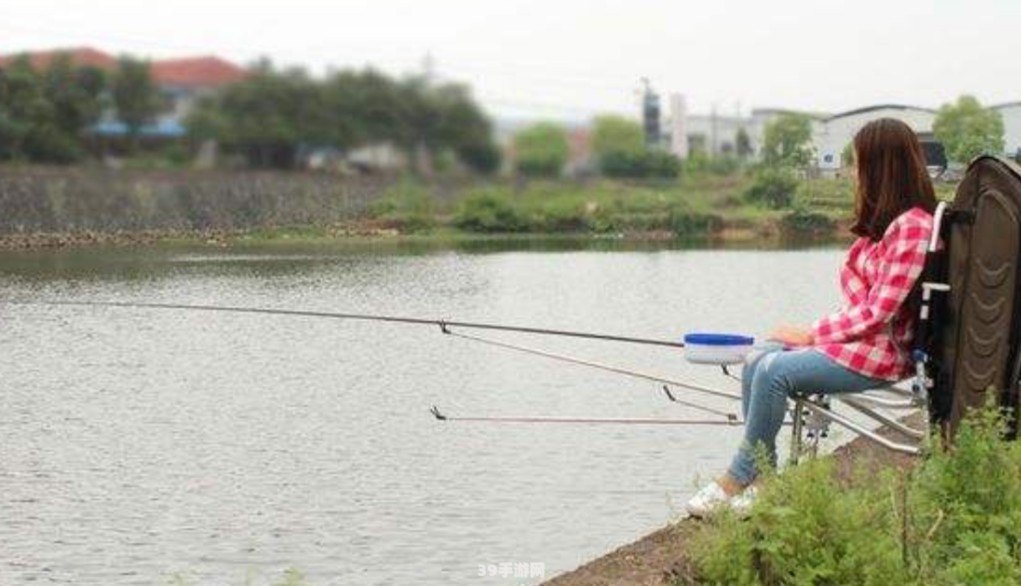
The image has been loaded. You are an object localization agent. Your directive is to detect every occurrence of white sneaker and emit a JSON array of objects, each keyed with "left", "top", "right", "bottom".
[
  {"left": 685, "top": 480, "right": 732, "bottom": 518},
  {"left": 729, "top": 485, "right": 759, "bottom": 517}
]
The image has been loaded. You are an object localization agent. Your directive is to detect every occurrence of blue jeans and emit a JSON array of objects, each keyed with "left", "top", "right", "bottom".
[{"left": 728, "top": 346, "right": 885, "bottom": 485}]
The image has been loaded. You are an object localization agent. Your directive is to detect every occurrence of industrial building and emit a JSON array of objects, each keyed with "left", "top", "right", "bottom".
[
  {"left": 814, "top": 105, "right": 936, "bottom": 171},
  {"left": 993, "top": 102, "right": 1021, "bottom": 160},
  {"left": 665, "top": 93, "right": 1021, "bottom": 169}
]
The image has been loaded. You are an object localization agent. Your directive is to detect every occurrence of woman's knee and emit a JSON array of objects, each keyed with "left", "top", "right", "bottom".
[
  {"left": 754, "top": 353, "right": 798, "bottom": 399},
  {"left": 741, "top": 358, "right": 757, "bottom": 381},
  {"left": 743, "top": 348, "right": 780, "bottom": 380}
]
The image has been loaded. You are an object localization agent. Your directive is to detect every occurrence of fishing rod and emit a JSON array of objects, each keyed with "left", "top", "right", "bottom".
[
  {"left": 429, "top": 406, "right": 742, "bottom": 426},
  {"left": 7, "top": 300, "right": 687, "bottom": 350},
  {"left": 11, "top": 298, "right": 749, "bottom": 425},
  {"left": 6, "top": 300, "right": 927, "bottom": 448}
]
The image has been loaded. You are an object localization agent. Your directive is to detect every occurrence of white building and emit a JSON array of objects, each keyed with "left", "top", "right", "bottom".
[
  {"left": 684, "top": 113, "right": 752, "bottom": 156},
  {"left": 668, "top": 93, "right": 689, "bottom": 160},
  {"left": 663, "top": 94, "right": 1021, "bottom": 168},
  {"left": 664, "top": 97, "right": 826, "bottom": 160},
  {"left": 992, "top": 102, "right": 1021, "bottom": 160},
  {"left": 813, "top": 105, "right": 936, "bottom": 171}
]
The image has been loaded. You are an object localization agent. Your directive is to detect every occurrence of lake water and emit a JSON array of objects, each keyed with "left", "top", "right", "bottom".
[{"left": 0, "top": 240, "right": 847, "bottom": 585}]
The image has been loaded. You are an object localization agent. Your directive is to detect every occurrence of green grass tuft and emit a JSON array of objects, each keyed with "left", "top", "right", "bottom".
[{"left": 685, "top": 400, "right": 1021, "bottom": 585}]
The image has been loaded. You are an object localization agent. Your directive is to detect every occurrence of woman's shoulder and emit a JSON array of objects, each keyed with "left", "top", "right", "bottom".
[{"left": 883, "top": 206, "right": 934, "bottom": 240}]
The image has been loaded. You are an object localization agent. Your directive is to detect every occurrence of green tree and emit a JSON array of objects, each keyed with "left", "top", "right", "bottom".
[
  {"left": 393, "top": 78, "right": 498, "bottom": 174},
  {"left": 112, "top": 56, "right": 159, "bottom": 148},
  {"left": 0, "top": 57, "right": 47, "bottom": 160},
  {"left": 933, "top": 95, "right": 1005, "bottom": 164},
  {"left": 841, "top": 142, "right": 855, "bottom": 167},
  {"left": 188, "top": 62, "right": 324, "bottom": 168},
  {"left": 591, "top": 115, "right": 644, "bottom": 158},
  {"left": 591, "top": 115, "right": 649, "bottom": 177},
  {"left": 762, "top": 113, "right": 814, "bottom": 167},
  {"left": 41, "top": 54, "right": 107, "bottom": 142},
  {"left": 188, "top": 62, "right": 497, "bottom": 172},
  {"left": 735, "top": 127, "right": 753, "bottom": 159},
  {"left": 513, "top": 122, "right": 568, "bottom": 177},
  {"left": 427, "top": 82, "right": 499, "bottom": 174},
  {"left": 323, "top": 68, "right": 403, "bottom": 149},
  {"left": 0, "top": 56, "right": 78, "bottom": 163},
  {"left": 457, "top": 141, "right": 501, "bottom": 174}
]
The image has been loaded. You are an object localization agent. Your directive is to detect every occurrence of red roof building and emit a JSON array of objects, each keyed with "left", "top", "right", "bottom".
[
  {"left": 0, "top": 46, "right": 117, "bottom": 71},
  {"left": 0, "top": 47, "right": 248, "bottom": 140},
  {"left": 0, "top": 48, "right": 247, "bottom": 89},
  {"left": 151, "top": 56, "right": 248, "bottom": 89}
]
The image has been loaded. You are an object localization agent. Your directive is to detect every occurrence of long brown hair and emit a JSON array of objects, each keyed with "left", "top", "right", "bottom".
[{"left": 851, "top": 118, "right": 937, "bottom": 240}]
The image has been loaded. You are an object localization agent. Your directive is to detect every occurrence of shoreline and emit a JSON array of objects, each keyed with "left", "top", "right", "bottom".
[
  {"left": 0, "top": 166, "right": 867, "bottom": 252},
  {"left": 542, "top": 419, "right": 920, "bottom": 586},
  {"left": 0, "top": 218, "right": 851, "bottom": 253}
]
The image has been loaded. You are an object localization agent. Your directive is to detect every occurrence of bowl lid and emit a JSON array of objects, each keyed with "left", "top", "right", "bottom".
[{"left": 683, "top": 332, "right": 755, "bottom": 346}]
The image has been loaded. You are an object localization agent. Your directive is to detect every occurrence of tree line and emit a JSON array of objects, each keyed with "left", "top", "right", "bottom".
[
  {"left": 186, "top": 60, "right": 500, "bottom": 172},
  {"left": 2, "top": 49, "right": 1005, "bottom": 179},
  {"left": 0, "top": 54, "right": 159, "bottom": 163},
  {"left": 0, "top": 53, "right": 501, "bottom": 172},
  {"left": 512, "top": 115, "right": 681, "bottom": 179}
]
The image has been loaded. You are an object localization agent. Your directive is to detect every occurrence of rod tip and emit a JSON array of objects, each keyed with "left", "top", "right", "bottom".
[
  {"left": 430, "top": 405, "right": 447, "bottom": 421},
  {"left": 662, "top": 385, "right": 677, "bottom": 402}
]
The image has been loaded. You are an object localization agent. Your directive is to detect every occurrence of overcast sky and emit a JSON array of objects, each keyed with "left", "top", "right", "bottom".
[{"left": 2, "top": 0, "right": 1019, "bottom": 121}]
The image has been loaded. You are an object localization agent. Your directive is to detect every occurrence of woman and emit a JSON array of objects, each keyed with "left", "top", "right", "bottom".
[{"left": 686, "top": 118, "right": 938, "bottom": 517}]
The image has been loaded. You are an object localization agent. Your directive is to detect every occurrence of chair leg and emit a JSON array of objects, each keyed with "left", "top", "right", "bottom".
[
  {"left": 790, "top": 395, "right": 831, "bottom": 465},
  {"left": 790, "top": 397, "right": 805, "bottom": 466}
]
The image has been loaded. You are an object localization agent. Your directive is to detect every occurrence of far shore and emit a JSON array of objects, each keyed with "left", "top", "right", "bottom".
[
  {"left": 0, "top": 165, "right": 879, "bottom": 253},
  {"left": 0, "top": 218, "right": 854, "bottom": 253}
]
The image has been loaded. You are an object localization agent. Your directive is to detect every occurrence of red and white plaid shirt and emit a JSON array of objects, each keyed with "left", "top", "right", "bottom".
[{"left": 811, "top": 206, "right": 933, "bottom": 381}]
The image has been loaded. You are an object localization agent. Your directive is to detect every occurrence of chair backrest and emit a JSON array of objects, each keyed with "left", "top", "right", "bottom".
[{"left": 921, "top": 156, "right": 1021, "bottom": 436}]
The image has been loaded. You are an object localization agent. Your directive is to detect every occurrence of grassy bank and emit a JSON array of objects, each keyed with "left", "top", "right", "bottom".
[
  {"left": 0, "top": 167, "right": 960, "bottom": 250},
  {"left": 547, "top": 404, "right": 1021, "bottom": 585},
  {"left": 368, "top": 174, "right": 851, "bottom": 241},
  {"left": 247, "top": 173, "right": 958, "bottom": 245}
]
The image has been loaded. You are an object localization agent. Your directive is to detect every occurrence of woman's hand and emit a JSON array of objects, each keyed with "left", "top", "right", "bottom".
[{"left": 768, "top": 325, "right": 814, "bottom": 347}]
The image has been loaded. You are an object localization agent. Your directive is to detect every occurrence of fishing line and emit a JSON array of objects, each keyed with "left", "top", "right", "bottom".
[{"left": 442, "top": 328, "right": 741, "bottom": 404}]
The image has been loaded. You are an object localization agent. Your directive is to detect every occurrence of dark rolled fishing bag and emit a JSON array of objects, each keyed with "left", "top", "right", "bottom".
[{"left": 914, "top": 155, "right": 1021, "bottom": 437}]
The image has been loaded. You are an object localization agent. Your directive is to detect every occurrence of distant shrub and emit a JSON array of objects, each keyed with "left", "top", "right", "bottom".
[
  {"left": 744, "top": 166, "right": 799, "bottom": 209},
  {"left": 453, "top": 189, "right": 528, "bottom": 232},
  {"left": 684, "top": 152, "right": 741, "bottom": 176},
  {"left": 600, "top": 150, "right": 681, "bottom": 179},
  {"left": 668, "top": 207, "right": 723, "bottom": 237},
  {"left": 457, "top": 142, "right": 502, "bottom": 175},
  {"left": 23, "top": 126, "right": 81, "bottom": 164},
  {"left": 368, "top": 180, "right": 436, "bottom": 232},
  {"left": 598, "top": 151, "right": 639, "bottom": 178},
  {"left": 513, "top": 122, "right": 568, "bottom": 177},
  {"left": 592, "top": 115, "right": 645, "bottom": 159},
  {"left": 780, "top": 207, "right": 836, "bottom": 236},
  {"left": 644, "top": 150, "right": 683, "bottom": 179},
  {"left": 530, "top": 198, "right": 592, "bottom": 232}
]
